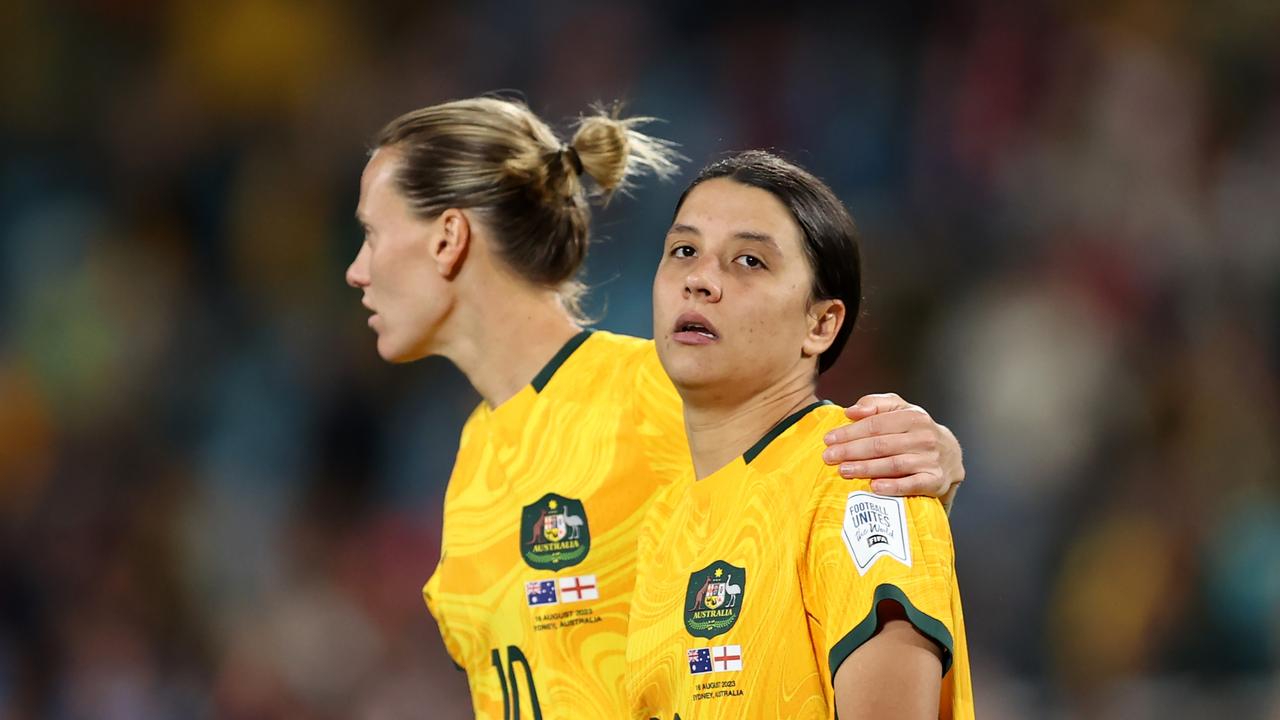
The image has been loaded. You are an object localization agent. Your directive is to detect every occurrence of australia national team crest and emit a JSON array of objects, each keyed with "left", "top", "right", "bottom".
[
  {"left": 520, "top": 493, "right": 591, "bottom": 570},
  {"left": 684, "top": 560, "right": 746, "bottom": 639}
]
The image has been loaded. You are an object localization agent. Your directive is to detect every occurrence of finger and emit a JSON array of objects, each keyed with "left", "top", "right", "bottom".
[
  {"left": 825, "top": 411, "right": 922, "bottom": 446},
  {"left": 827, "top": 412, "right": 936, "bottom": 452},
  {"left": 867, "top": 473, "right": 948, "bottom": 498},
  {"left": 823, "top": 432, "right": 934, "bottom": 464},
  {"left": 836, "top": 454, "right": 927, "bottom": 479},
  {"left": 843, "top": 392, "right": 908, "bottom": 420}
]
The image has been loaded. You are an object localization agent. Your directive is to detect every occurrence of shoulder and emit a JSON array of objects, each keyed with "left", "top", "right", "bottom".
[
  {"left": 768, "top": 404, "right": 943, "bottom": 542},
  {"left": 753, "top": 402, "right": 848, "bottom": 478},
  {"left": 456, "top": 401, "right": 488, "bottom": 446},
  {"left": 806, "top": 403, "right": 849, "bottom": 441},
  {"left": 738, "top": 404, "right": 856, "bottom": 528},
  {"left": 579, "top": 329, "right": 653, "bottom": 362},
  {"left": 577, "top": 331, "right": 665, "bottom": 373},
  {"left": 549, "top": 330, "right": 653, "bottom": 387},
  {"left": 580, "top": 332, "right": 679, "bottom": 421}
]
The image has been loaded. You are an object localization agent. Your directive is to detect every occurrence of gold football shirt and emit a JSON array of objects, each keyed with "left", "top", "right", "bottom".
[
  {"left": 423, "top": 330, "right": 688, "bottom": 719},
  {"left": 626, "top": 402, "right": 974, "bottom": 719}
]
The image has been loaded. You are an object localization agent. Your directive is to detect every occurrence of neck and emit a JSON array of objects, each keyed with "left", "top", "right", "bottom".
[
  {"left": 682, "top": 373, "right": 819, "bottom": 480},
  {"left": 437, "top": 275, "right": 581, "bottom": 408}
]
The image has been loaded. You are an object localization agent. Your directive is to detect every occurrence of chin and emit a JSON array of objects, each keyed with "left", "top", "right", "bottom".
[
  {"left": 658, "top": 346, "right": 727, "bottom": 394},
  {"left": 376, "top": 336, "right": 422, "bottom": 364}
]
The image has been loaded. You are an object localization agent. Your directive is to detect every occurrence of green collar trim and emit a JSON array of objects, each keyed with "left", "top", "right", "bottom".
[
  {"left": 530, "top": 329, "right": 594, "bottom": 393},
  {"left": 742, "top": 399, "right": 834, "bottom": 464}
]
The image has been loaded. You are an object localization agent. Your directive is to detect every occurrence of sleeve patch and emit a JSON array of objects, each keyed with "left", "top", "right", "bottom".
[{"left": 841, "top": 492, "right": 911, "bottom": 575}]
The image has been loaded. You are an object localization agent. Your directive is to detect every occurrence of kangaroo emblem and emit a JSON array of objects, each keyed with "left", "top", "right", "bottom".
[
  {"left": 687, "top": 575, "right": 712, "bottom": 611},
  {"left": 525, "top": 508, "right": 547, "bottom": 546}
]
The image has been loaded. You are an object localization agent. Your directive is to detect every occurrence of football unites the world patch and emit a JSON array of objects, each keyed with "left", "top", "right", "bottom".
[
  {"left": 520, "top": 493, "right": 591, "bottom": 570},
  {"left": 841, "top": 491, "right": 911, "bottom": 575},
  {"left": 683, "top": 560, "right": 746, "bottom": 639},
  {"left": 687, "top": 645, "right": 743, "bottom": 674}
]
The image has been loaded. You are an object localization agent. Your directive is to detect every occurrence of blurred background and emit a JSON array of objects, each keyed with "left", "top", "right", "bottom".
[{"left": 2, "top": 0, "right": 1278, "bottom": 718}]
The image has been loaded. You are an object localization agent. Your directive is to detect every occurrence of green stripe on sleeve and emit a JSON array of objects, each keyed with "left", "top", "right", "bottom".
[{"left": 827, "top": 583, "right": 954, "bottom": 681}]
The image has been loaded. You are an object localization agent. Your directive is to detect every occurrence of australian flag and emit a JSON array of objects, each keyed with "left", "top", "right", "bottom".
[
  {"left": 687, "top": 648, "right": 713, "bottom": 675},
  {"left": 526, "top": 580, "right": 558, "bottom": 607}
]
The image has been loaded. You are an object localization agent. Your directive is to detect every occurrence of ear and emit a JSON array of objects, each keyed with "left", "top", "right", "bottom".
[
  {"left": 802, "top": 298, "right": 846, "bottom": 358},
  {"left": 432, "top": 208, "right": 471, "bottom": 279}
]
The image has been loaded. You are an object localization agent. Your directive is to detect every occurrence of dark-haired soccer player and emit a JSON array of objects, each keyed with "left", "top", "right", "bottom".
[{"left": 627, "top": 151, "right": 973, "bottom": 719}]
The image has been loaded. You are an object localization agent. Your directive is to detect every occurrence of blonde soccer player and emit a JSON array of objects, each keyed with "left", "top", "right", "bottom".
[
  {"left": 627, "top": 150, "right": 974, "bottom": 719},
  {"left": 346, "top": 99, "right": 967, "bottom": 719}
]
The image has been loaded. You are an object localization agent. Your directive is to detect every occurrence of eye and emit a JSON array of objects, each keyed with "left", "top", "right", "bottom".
[
  {"left": 669, "top": 244, "right": 696, "bottom": 258},
  {"left": 734, "top": 254, "right": 765, "bottom": 269}
]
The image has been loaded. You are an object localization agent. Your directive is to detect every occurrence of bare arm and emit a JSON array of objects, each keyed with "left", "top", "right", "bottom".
[{"left": 833, "top": 601, "right": 944, "bottom": 720}]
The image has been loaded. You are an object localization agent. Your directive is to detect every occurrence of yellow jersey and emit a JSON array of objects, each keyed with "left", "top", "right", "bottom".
[
  {"left": 626, "top": 402, "right": 973, "bottom": 719},
  {"left": 423, "top": 330, "right": 688, "bottom": 719}
]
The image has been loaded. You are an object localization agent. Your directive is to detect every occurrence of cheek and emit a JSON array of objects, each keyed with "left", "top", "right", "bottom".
[
  {"left": 382, "top": 274, "right": 449, "bottom": 361},
  {"left": 373, "top": 250, "right": 444, "bottom": 332},
  {"left": 371, "top": 242, "right": 422, "bottom": 300},
  {"left": 651, "top": 267, "right": 680, "bottom": 328},
  {"left": 367, "top": 246, "right": 394, "bottom": 289},
  {"left": 737, "top": 284, "right": 808, "bottom": 347}
]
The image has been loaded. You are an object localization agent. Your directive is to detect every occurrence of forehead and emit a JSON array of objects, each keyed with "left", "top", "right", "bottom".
[
  {"left": 358, "top": 148, "right": 403, "bottom": 212},
  {"left": 675, "top": 178, "right": 802, "bottom": 250}
]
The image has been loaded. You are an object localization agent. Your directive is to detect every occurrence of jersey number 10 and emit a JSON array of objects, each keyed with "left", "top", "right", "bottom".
[{"left": 491, "top": 645, "right": 542, "bottom": 719}]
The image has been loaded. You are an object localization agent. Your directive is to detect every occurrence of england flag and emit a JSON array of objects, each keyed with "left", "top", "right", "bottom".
[
  {"left": 557, "top": 574, "right": 598, "bottom": 603},
  {"left": 712, "top": 645, "right": 743, "bottom": 672},
  {"left": 526, "top": 580, "right": 558, "bottom": 607}
]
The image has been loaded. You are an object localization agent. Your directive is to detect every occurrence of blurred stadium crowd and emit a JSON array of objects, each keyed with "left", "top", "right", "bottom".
[{"left": 1, "top": 1, "right": 1277, "bottom": 718}]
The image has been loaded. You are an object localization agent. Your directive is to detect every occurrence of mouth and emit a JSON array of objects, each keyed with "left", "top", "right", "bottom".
[{"left": 672, "top": 312, "right": 719, "bottom": 345}]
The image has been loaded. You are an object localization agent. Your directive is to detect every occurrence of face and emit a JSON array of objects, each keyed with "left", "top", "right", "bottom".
[
  {"left": 653, "top": 177, "right": 842, "bottom": 403},
  {"left": 347, "top": 148, "right": 454, "bottom": 363}
]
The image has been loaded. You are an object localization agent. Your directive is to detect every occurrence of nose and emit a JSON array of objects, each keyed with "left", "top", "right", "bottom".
[
  {"left": 684, "top": 257, "right": 723, "bottom": 302},
  {"left": 346, "top": 243, "right": 370, "bottom": 289}
]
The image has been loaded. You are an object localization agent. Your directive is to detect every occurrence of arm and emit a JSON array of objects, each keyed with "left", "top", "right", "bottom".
[
  {"left": 833, "top": 603, "right": 943, "bottom": 720},
  {"left": 821, "top": 393, "right": 965, "bottom": 512},
  {"left": 804, "top": 478, "right": 966, "bottom": 720}
]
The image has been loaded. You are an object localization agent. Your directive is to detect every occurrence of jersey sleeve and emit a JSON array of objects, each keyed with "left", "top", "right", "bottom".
[{"left": 802, "top": 479, "right": 959, "bottom": 682}]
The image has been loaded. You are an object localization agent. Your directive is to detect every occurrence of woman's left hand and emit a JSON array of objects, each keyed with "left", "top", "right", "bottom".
[{"left": 821, "top": 393, "right": 964, "bottom": 509}]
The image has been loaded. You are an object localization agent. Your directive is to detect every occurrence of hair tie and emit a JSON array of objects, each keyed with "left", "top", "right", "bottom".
[{"left": 561, "top": 145, "right": 584, "bottom": 176}]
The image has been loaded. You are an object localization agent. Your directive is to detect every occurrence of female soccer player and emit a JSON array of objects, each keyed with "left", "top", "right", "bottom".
[
  {"left": 346, "top": 98, "right": 967, "bottom": 719},
  {"left": 627, "top": 151, "right": 974, "bottom": 719}
]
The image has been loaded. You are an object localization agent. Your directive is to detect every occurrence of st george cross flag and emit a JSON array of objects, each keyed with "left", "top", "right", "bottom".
[
  {"left": 558, "top": 574, "right": 599, "bottom": 602},
  {"left": 711, "top": 644, "right": 743, "bottom": 672}
]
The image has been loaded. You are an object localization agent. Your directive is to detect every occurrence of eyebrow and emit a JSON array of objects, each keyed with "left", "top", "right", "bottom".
[{"left": 668, "top": 223, "right": 779, "bottom": 248}]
